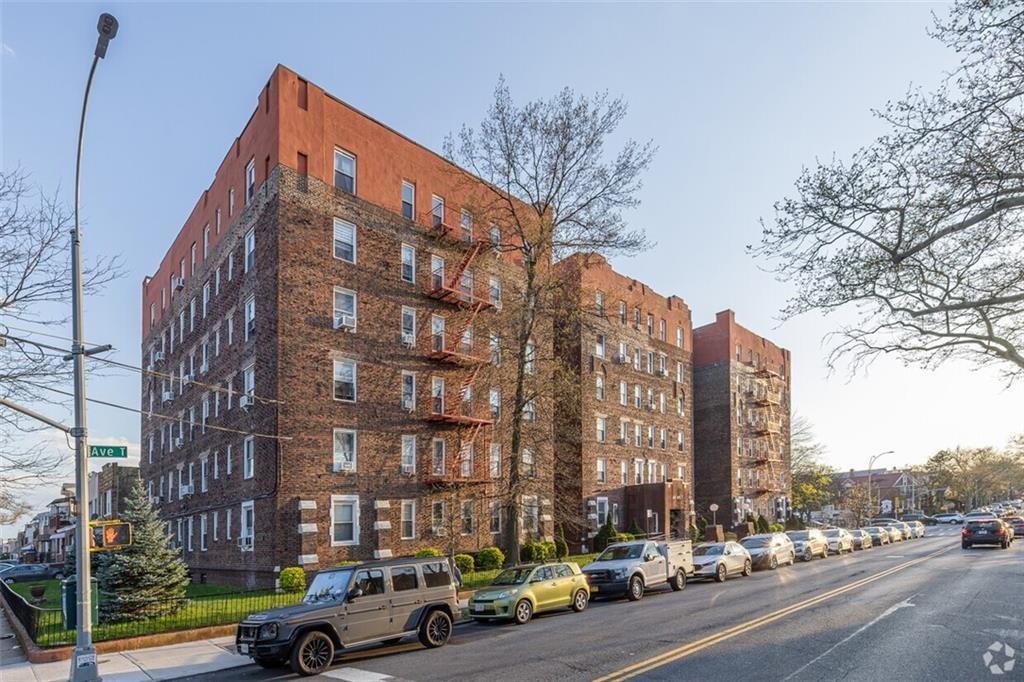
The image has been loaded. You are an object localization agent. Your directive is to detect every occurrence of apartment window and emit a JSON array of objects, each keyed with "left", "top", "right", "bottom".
[
  {"left": 187, "top": 516, "right": 194, "bottom": 552},
  {"left": 460, "top": 209, "right": 473, "bottom": 242},
  {"left": 619, "top": 301, "right": 627, "bottom": 324},
  {"left": 330, "top": 495, "right": 359, "bottom": 545},
  {"left": 431, "top": 195, "right": 445, "bottom": 227},
  {"left": 522, "top": 495, "right": 539, "bottom": 534},
  {"left": 431, "top": 315, "right": 446, "bottom": 353},
  {"left": 595, "top": 291, "right": 605, "bottom": 317},
  {"left": 678, "top": 431, "right": 685, "bottom": 452},
  {"left": 489, "top": 443, "right": 501, "bottom": 479},
  {"left": 461, "top": 499, "right": 475, "bottom": 534},
  {"left": 401, "top": 372, "right": 416, "bottom": 411},
  {"left": 460, "top": 443, "right": 474, "bottom": 477},
  {"left": 333, "top": 288, "right": 357, "bottom": 329},
  {"left": 597, "top": 459, "right": 607, "bottom": 484},
  {"left": 228, "top": 188, "right": 235, "bottom": 217},
  {"left": 634, "top": 385, "right": 641, "bottom": 409},
  {"left": 226, "top": 444, "right": 232, "bottom": 475},
  {"left": 243, "top": 437, "right": 254, "bottom": 479},
  {"left": 200, "top": 513, "right": 208, "bottom": 551},
  {"left": 596, "top": 374, "right": 606, "bottom": 400},
  {"left": 596, "top": 497, "right": 609, "bottom": 525},
  {"left": 333, "top": 359, "right": 357, "bottom": 401},
  {"left": 489, "top": 277, "right": 502, "bottom": 307},
  {"left": 400, "top": 244, "right": 416, "bottom": 283},
  {"left": 334, "top": 149, "right": 356, "bottom": 194},
  {"left": 215, "top": 207, "right": 222, "bottom": 234},
  {"left": 213, "top": 510, "right": 219, "bottom": 541},
  {"left": 244, "top": 296, "right": 256, "bottom": 341},
  {"left": 619, "top": 381, "right": 627, "bottom": 406},
  {"left": 200, "top": 457, "right": 208, "bottom": 492},
  {"left": 595, "top": 334, "right": 605, "bottom": 358},
  {"left": 402, "top": 181, "right": 415, "bottom": 220},
  {"left": 333, "top": 429, "right": 357, "bottom": 471},
  {"left": 203, "top": 225, "right": 210, "bottom": 259},
  {"left": 227, "top": 252, "right": 233, "bottom": 281},
  {"left": 646, "top": 313, "right": 654, "bottom": 335},
  {"left": 226, "top": 506, "right": 234, "bottom": 540},
  {"left": 401, "top": 435, "right": 416, "bottom": 474},
  {"left": 432, "top": 438, "right": 446, "bottom": 476},
  {"left": 244, "top": 228, "right": 255, "bottom": 272},
  {"left": 431, "top": 377, "right": 445, "bottom": 415},
  {"left": 400, "top": 500, "right": 415, "bottom": 539},
  {"left": 432, "top": 501, "right": 446, "bottom": 534},
  {"left": 245, "top": 158, "right": 256, "bottom": 203},
  {"left": 401, "top": 307, "right": 416, "bottom": 346},
  {"left": 676, "top": 327, "right": 683, "bottom": 348},
  {"left": 214, "top": 451, "right": 219, "bottom": 479},
  {"left": 522, "top": 448, "right": 536, "bottom": 478},
  {"left": 333, "top": 219, "right": 356, "bottom": 262},
  {"left": 489, "top": 225, "right": 501, "bottom": 251},
  {"left": 619, "top": 420, "right": 627, "bottom": 443},
  {"left": 596, "top": 417, "right": 607, "bottom": 443},
  {"left": 648, "top": 425, "right": 655, "bottom": 448},
  {"left": 621, "top": 460, "right": 628, "bottom": 484},
  {"left": 490, "top": 501, "right": 502, "bottom": 534},
  {"left": 227, "top": 315, "right": 234, "bottom": 345},
  {"left": 660, "top": 427, "right": 667, "bottom": 450},
  {"left": 202, "top": 282, "right": 210, "bottom": 318},
  {"left": 735, "top": 344, "right": 742, "bottom": 361},
  {"left": 190, "top": 243, "right": 197, "bottom": 277},
  {"left": 418, "top": 257, "right": 441, "bottom": 296},
  {"left": 634, "top": 423, "right": 642, "bottom": 448},
  {"left": 523, "top": 399, "right": 536, "bottom": 423},
  {"left": 659, "top": 319, "right": 666, "bottom": 341},
  {"left": 243, "top": 363, "right": 255, "bottom": 398},
  {"left": 188, "top": 299, "right": 196, "bottom": 332},
  {"left": 489, "top": 388, "right": 501, "bottom": 421},
  {"left": 490, "top": 333, "right": 501, "bottom": 365},
  {"left": 214, "top": 268, "right": 220, "bottom": 297},
  {"left": 524, "top": 341, "right": 535, "bottom": 374}
]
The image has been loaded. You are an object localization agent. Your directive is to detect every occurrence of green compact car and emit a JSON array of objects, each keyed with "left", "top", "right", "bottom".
[{"left": 467, "top": 562, "right": 590, "bottom": 625}]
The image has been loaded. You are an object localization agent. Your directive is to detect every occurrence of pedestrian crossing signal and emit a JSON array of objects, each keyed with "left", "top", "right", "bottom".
[{"left": 89, "top": 520, "right": 132, "bottom": 551}]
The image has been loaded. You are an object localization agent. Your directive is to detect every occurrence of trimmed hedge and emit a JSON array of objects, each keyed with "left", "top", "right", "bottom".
[
  {"left": 454, "top": 554, "right": 475, "bottom": 575},
  {"left": 279, "top": 567, "right": 306, "bottom": 593},
  {"left": 414, "top": 548, "right": 443, "bottom": 558},
  {"left": 475, "top": 547, "right": 505, "bottom": 570}
]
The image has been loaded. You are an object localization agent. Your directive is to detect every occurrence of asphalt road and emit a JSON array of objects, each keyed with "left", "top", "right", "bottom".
[{"left": 174, "top": 525, "right": 1023, "bottom": 681}]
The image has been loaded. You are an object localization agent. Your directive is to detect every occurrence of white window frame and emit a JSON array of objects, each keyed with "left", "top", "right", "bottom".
[
  {"left": 400, "top": 244, "right": 416, "bottom": 283},
  {"left": 243, "top": 436, "right": 255, "bottom": 479},
  {"left": 245, "top": 158, "right": 256, "bottom": 204},
  {"left": 333, "top": 218, "right": 357, "bottom": 263},
  {"left": 244, "top": 228, "right": 255, "bottom": 273},
  {"left": 333, "top": 359, "right": 357, "bottom": 402},
  {"left": 330, "top": 494, "right": 359, "bottom": 546},
  {"left": 333, "top": 148, "right": 356, "bottom": 194},
  {"left": 333, "top": 428, "right": 357, "bottom": 471},
  {"left": 400, "top": 499, "right": 416, "bottom": 540}
]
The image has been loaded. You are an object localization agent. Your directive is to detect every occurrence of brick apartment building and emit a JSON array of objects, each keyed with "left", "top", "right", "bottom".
[
  {"left": 693, "top": 310, "right": 792, "bottom": 527},
  {"left": 88, "top": 463, "right": 140, "bottom": 520},
  {"left": 554, "top": 254, "right": 695, "bottom": 552},
  {"left": 139, "top": 65, "right": 554, "bottom": 587}
]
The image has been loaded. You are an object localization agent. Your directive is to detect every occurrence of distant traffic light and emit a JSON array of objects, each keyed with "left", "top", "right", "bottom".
[{"left": 89, "top": 521, "right": 132, "bottom": 551}]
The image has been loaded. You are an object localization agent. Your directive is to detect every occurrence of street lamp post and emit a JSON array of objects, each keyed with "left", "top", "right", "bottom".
[
  {"left": 69, "top": 13, "right": 118, "bottom": 682},
  {"left": 866, "top": 450, "right": 894, "bottom": 519}
]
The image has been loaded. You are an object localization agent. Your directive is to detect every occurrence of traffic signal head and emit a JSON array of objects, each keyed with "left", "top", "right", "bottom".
[{"left": 90, "top": 521, "right": 132, "bottom": 551}]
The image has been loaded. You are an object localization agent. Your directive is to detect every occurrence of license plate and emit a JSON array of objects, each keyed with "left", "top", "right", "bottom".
[
  {"left": 977, "top": 531, "right": 987, "bottom": 535},
  {"left": 590, "top": 585, "right": 598, "bottom": 592},
  {"left": 473, "top": 604, "right": 484, "bottom": 613},
  {"left": 239, "top": 644, "right": 249, "bottom": 654}
]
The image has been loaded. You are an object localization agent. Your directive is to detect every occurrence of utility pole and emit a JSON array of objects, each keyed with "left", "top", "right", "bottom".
[{"left": 69, "top": 13, "right": 118, "bottom": 682}]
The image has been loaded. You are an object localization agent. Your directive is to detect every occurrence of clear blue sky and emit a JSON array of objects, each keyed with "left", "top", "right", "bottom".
[{"left": 2, "top": 2, "right": 1021, "bottom": 534}]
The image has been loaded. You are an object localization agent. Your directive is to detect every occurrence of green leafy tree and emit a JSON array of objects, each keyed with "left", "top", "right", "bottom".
[{"left": 96, "top": 480, "right": 189, "bottom": 621}]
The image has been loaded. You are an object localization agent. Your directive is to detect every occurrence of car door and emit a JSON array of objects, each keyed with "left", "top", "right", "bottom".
[
  {"left": 530, "top": 566, "right": 557, "bottom": 612},
  {"left": 343, "top": 568, "right": 391, "bottom": 644},
  {"left": 642, "top": 542, "right": 666, "bottom": 583},
  {"left": 387, "top": 565, "right": 422, "bottom": 633},
  {"left": 553, "top": 564, "right": 579, "bottom": 606},
  {"left": 727, "top": 543, "right": 745, "bottom": 573}
]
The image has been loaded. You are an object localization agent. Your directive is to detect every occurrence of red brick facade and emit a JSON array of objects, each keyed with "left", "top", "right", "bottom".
[
  {"left": 692, "top": 310, "right": 792, "bottom": 528},
  {"left": 554, "top": 254, "right": 695, "bottom": 551},
  {"left": 139, "top": 66, "right": 553, "bottom": 587}
]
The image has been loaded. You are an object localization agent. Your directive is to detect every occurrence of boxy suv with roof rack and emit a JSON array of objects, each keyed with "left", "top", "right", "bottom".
[{"left": 236, "top": 557, "right": 459, "bottom": 676}]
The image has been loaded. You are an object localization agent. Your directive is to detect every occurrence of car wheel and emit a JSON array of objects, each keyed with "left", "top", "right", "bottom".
[
  {"left": 714, "top": 563, "right": 727, "bottom": 583},
  {"left": 802, "top": 548, "right": 813, "bottom": 562},
  {"left": 419, "top": 609, "right": 453, "bottom": 645},
  {"left": 254, "top": 656, "right": 286, "bottom": 669},
  {"left": 571, "top": 589, "right": 589, "bottom": 612},
  {"left": 512, "top": 599, "right": 533, "bottom": 625},
  {"left": 290, "top": 630, "right": 334, "bottom": 677},
  {"left": 769, "top": 555, "right": 779, "bottom": 570},
  {"left": 670, "top": 569, "right": 686, "bottom": 591},
  {"left": 741, "top": 559, "right": 752, "bottom": 577},
  {"left": 627, "top": 575, "right": 645, "bottom": 601}
]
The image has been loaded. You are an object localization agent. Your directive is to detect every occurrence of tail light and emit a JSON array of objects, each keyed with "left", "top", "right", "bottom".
[
  {"left": 996, "top": 527, "right": 1006, "bottom": 536},
  {"left": 961, "top": 528, "right": 969, "bottom": 537}
]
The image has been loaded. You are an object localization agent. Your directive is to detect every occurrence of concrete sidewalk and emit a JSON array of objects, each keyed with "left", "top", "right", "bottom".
[{"left": 0, "top": 636, "right": 248, "bottom": 682}]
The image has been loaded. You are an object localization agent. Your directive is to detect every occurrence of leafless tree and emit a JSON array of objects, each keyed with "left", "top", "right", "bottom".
[
  {"left": 0, "top": 168, "right": 122, "bottom": 523},
  {"left": 447, "top": 78, "right": 654, "bottom": 563},
  {"left": 754, "top": 1, "right": 1024, "bottom": 381}
]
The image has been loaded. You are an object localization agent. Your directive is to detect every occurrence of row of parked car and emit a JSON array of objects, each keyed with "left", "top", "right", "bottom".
[{"left": 238, "top": 523, "right": 933, "bottom": 676}]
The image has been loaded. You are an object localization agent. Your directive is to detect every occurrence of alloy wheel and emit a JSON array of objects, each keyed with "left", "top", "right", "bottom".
[{"left": 301, "top": 637, "right": 331, "bottom": 672}]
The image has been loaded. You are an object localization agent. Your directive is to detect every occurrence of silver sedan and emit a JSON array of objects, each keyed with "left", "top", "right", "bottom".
[{"left": 692, "top": 542, "right": 753, "bottom": 582}]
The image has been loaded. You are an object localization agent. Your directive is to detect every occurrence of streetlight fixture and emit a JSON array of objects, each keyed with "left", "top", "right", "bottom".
[
  {"left": 866, "top": 450, "right": 894, "bottom": 519},
  {"left": 69, "top": 13, "right": 118, "bottom": 682}
]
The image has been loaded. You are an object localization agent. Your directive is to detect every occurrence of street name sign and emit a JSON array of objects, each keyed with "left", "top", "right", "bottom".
[{"left": 88, "top": 444, "right": 128, "bottom": 458}]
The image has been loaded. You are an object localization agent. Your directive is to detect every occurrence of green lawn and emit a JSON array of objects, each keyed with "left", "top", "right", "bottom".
[
  {"left": 9, "top": 580, "right": 234, "bottom": 609},
  {"left": 460, "top": 554, "right": 598, "bottom": 591}
]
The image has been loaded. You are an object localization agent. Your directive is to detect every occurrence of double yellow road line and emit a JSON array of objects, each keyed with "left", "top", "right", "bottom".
[{"left": 594, "top": 542, "right": 955, "bottom": 681}]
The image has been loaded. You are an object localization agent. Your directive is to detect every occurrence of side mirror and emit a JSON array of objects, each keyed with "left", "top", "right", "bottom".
[
  {"left": 346, "top": 586, "right": 363, "bottom": 601},
  {"left": 644, "top": 553, "right": 657, "bottom": 562}
]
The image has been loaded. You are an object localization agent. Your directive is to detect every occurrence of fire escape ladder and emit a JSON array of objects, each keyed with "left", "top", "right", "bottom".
[{"left": 447, "top": 241, "right": 484, "bottom": 293}]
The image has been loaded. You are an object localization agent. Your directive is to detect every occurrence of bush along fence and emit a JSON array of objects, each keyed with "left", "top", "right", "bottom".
[{"left": 0, "top": 579, "right": 302, "bottom": 648}]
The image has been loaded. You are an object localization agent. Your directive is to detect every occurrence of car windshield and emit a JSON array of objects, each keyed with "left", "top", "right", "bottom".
[
  {"left": 740, "top": 536, "right": 771, "bottom": 548},
  {"left": 694, "top": 544, "right": 724, "bottom": 556},
  {"left": 788, "top": 531, "right": 809, "bottom": 541},
  {"left": 824, "top": 529, "right": 842, "bottom": 536},
  {"left": 304, "top": 568, "right": 355, "bottom": 604},
  {"left": 491, "top": 568, "right": 533, "bottom": 585},
  {"left": 595, "top": 545, "right": 643, "bottom": 561}
]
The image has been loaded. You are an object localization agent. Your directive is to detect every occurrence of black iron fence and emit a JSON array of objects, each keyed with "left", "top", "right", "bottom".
[{"left": 0, "top": 579, "right": 302, "bottom": 648}]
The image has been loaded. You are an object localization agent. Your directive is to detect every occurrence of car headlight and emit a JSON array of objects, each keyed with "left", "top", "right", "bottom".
[
  {"left": 612, "top": 569, "right": 627, "bottom": 580},
  {"left": 258, "top": 623, "right": 279, "bottom": 641},
  {"left": 495, "top": 589, "right": 518, "bottom": 599}
]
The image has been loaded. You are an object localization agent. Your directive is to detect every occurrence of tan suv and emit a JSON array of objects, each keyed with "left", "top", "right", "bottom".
[
  {"left": 236, "top": 557, "right": 459, "bottom": 676},
  {"left": 785, "top": 529, "right": 829, "bottom": 561}
]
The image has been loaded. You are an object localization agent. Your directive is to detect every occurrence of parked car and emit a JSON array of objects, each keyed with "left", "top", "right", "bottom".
[
  {"left": 863, "top": 527, "right": 891, "bottom": 546},
  {"left": 786, "top": 529, "right": 829, "bottom": 561},
  {"left": 0, "top": 563, "right": 61, "bottom": 583},
  {"left": 962, "top": 519, "right": 1011, "bottom": 550},
  {"left": 885, "top": 526, "right": 904, "bottom": 542},
  {"left": 823, "top": 529, "right": 855, "bottom": 555},
  {"left": 870, "top": 517, "right": 897, "bottom": 526},
  {"left": 933, "top": 512, "right": 964, "bottom": 524},
  {"left": 900, "top": 513, "right": 937, "bottom": 526},
  {"left": 964, "top": 510, "right": 997, "bottom": 522},
  {"left": 1007, "top": 517, "right": 1024, "bottom": 539},
  {"left": 236, "top": 557, "right": 459, "bottom": 676},
  {"left": 850, "top": 529, "right": 873, "bottom": 550},
  {"left": 468, "top": 562, "right": 590, "bottom": 625},
  {"left": 890, "top": 521, "right": 915, "bottom": 539},
  {"left": 582, "top": 539, "right": 693, "bottom": 600},
  {"left": 738, "top": 533, "right": 796, "bottom": 570},
  {"left": 692, "top": 542, "right": 752, "bottom": 582}
]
